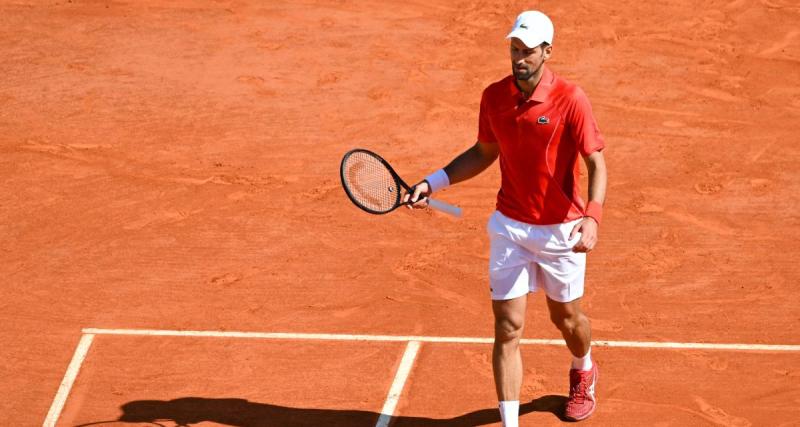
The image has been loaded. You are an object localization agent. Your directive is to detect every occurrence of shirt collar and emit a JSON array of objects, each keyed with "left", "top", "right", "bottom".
[
  {"left": 530, "top": 66, "right": 554, "bottom": 102},
  {"left": 509, "top": 66, "right": 554, "bottom": 103}
]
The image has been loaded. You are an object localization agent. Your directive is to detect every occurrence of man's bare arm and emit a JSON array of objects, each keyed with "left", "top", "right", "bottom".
[
  {"left": 571, "top": 150, "right": 607, "bottom": 252},
  {"left": 405, "top": 141, "right": 499, "bottom": 205},
  {"left": 585, "top": 150, "right": 607, "bottom": 206},
  {"left": 443, "top": 141, "right": 500, "bottom": 185}
]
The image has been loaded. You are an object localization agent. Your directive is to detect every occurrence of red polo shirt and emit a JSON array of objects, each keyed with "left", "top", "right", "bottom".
[{"left": 478, "top": 67, "right": 605, "bottom": 225}]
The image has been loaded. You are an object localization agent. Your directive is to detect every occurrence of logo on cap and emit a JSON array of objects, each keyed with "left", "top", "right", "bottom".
[
  {"left": 537, "top": 116, "right": 549, "bottom": 124},
  {"left": 519, "top": 24, "right": 528, "bottom": 29}
]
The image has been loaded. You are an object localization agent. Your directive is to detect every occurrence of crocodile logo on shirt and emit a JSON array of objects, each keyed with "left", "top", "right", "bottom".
[{"left": 537, "top": 116, "right": 549, "bottom": 124}]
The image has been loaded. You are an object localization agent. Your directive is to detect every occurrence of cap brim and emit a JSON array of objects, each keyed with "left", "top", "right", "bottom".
[{"left": 505, "top": 29, "right": 545, "bottom": 48}]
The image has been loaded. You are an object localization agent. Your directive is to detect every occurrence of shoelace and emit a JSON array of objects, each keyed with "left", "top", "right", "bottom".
[{"left": 569, "top": 371, "right": 588, "bottom": 404}]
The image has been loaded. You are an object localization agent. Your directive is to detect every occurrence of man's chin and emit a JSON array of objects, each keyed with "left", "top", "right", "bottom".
[{"left": 513, "top": 70, "right": 533, "bottom": 80}]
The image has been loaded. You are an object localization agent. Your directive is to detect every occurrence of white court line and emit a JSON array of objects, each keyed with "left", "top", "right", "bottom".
[
  {"left": 82, "top": 328, "right": 800, "bottom": 352},
  {"left": 43, "top": 333, "right": 95, "bottom": 427},
  {"left": 49, "top": 328, "right": 800, "bottom": 425},
  {"left": 375, "top": 341, "right": 420, "bottom": 427}
]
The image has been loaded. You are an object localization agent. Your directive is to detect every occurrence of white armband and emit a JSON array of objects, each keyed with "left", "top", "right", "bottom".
[{"left": 424, "top": 169, "right": 450, "bottom": 193}]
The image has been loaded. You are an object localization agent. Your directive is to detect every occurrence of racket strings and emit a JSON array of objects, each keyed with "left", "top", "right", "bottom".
[{"left": 342, "top": 152, "right": 399, "bottom": 212}]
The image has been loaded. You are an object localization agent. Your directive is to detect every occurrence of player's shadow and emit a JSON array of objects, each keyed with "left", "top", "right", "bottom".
[{"left": 73, "top": 395, "right": 568, "bottom": 426}]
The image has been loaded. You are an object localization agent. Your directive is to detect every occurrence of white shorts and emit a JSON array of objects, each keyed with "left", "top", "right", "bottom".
[{"left": 487, "top": 211, "right": 586, "bottom": 302}]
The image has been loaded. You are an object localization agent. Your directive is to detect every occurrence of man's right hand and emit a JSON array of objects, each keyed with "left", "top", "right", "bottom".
[{"left": 403, "top": 181, "right": 432, "bottom": 209}]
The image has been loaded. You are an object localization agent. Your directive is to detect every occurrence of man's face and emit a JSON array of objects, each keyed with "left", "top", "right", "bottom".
[{"left": 509, "top": 38, "right": 551, "bottom": 81}]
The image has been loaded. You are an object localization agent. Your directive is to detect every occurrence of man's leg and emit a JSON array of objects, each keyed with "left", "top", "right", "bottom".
[
  {"left": 546, "top": 296, "right": 597, "bottom": 421},
  {"left": 492, "top": 294, "right": 527, "bottom": 427},
  {"left": 546, "top": 296, "right": 591, "bottom": 358}
]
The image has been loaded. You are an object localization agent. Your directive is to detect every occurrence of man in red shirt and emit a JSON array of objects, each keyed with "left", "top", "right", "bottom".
[{"left": 405, "top": 10, "right": 607, "bottom": 425}]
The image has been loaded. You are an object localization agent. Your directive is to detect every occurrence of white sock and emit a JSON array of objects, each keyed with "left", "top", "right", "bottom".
[
  {"left": 571, "top": 348, "right": 593, "bottom": 371},
  {"left": 499, "top": 400, "right": 519, "bottom": 427}
]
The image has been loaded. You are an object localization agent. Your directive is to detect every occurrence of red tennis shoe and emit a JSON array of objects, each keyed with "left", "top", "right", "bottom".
[{"left": 564, "top": 363, "right": 598, "bottom": 421}]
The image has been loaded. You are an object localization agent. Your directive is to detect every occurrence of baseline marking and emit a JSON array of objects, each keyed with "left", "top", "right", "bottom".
[
  {"left": 50, "top": 329, "right": 800, "bottom": 425},
  {"left": 82, "top": 328, "right": 800, "bottom": 352},
  {"left": 44, "top": 333, "right": 95, "bottom": 427},
  {"left": 375, "top": 340, "right": 420, "bottom": 427}
]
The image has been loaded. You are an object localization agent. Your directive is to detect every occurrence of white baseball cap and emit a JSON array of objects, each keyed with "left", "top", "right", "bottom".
[{"left": 505, "top": 11, "right": 554, "bottom": 47}]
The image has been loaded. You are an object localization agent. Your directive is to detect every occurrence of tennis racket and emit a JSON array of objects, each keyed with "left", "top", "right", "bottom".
[{"left": 340, "top": 149, "right": 462, "bottom": 217}]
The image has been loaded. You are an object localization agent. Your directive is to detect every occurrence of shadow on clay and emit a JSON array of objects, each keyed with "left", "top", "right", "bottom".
[{"left": 72, "top": 394, "right": 569, "bottom": 426}]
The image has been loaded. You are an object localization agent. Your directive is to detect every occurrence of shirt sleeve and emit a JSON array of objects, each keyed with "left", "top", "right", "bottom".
[
  {"left": 477, "top": 88, "right": 497, "bottom": 143},
  {"left": 565, "top": 86, "right": 605, "bottom": 156}
]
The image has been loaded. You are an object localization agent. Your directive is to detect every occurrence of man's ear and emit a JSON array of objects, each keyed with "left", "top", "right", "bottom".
[{"left": 543, "top": 44, "right": 553, "bottom": 61}]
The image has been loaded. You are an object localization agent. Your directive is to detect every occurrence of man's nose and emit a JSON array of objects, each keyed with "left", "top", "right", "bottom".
[{"left": 511, "top": 52, "right": 526, "bottom": 62}]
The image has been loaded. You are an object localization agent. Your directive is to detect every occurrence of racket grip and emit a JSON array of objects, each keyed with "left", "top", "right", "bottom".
[{"left": 427, "top": 198, "right": 463, "bottom": 218}]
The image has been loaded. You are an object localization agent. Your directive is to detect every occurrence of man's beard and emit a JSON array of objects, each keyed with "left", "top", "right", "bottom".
[
  {"left": 512, "top": 59, "right": 543, "bottom": 81},
  {"left": 513, "top": 66, "right": 534, "bottom": 80}
]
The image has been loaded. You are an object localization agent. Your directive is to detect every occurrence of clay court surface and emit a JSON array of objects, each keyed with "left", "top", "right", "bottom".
[{"left": 2, "top": 1, "right": 800, "bottom": 426}]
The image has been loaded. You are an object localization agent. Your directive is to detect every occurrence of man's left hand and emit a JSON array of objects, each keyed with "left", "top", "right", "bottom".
[{"left": 570, "top": 217, "right": 598, "bottom": 253}]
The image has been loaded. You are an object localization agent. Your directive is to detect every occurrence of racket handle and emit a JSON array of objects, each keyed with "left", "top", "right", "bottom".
[{"left": 427, "top": 198, "right": 463, "bottom": 218}]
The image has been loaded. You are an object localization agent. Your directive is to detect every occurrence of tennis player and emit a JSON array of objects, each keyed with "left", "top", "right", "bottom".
[{"left": 404, "top": 10, "right": 607, "bottom": 425}]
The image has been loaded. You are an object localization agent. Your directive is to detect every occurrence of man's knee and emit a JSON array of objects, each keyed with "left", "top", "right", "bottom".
[
  {"left": 550, "top": 310, "right": 585, "bottom": 333},
  {"left": 494, "top": 315, "right": 524, "bottom": 343},
  {"left": 492, "top": 296, "right": 527, "bottom": 344},
  {"left": 547, "top": 297, "right": 589, "bottom": 332}
]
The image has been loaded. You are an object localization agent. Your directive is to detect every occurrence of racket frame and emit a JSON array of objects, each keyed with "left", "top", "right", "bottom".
[
  {"left": 340, "top": 148, "right": 412, "bottom": 215},
  {"left": 340, "top": 148, "right": 463, "bottom": 218}
]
